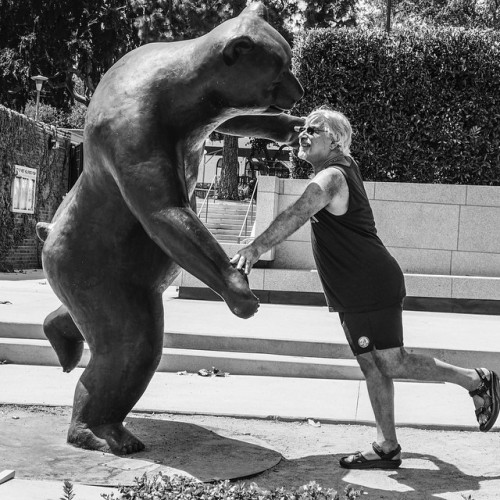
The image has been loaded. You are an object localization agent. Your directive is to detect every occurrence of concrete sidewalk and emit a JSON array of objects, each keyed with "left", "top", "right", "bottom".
[
  {"left": 1, "top": 269, "right": 499, "bottom": 430},
  {"left": 0, "top": 364, "right": 494, "bottom": 500},
  {"left": 2, "top": 270, "right": 500, "bottom": 352},
  {"left": 1, "top": 270, "right": 499, "bottom": 499}
]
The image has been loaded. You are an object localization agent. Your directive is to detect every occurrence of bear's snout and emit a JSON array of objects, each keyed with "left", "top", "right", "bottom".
[{"left": 274, "top": 72, "right": 304, "bottom": 111}]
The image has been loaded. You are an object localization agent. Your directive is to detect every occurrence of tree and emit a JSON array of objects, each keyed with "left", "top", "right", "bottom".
[
  {"left": 302, "top": 0, "right": 358, "bottom": 28},
  {"left": 2, "top": 1, "right": 363, "bottom": 197},
  {"left": 431, "top": 0, "right": 500, "bottom": 29},
  {"left": 357, "top": 0, "right": 500, "bottom": 30},
  {"left": 218, "top": 135, "right": 240, "bottom": 199},
  {"left": 0, "top": 0, "right": 138, "bottom": 112},
  {"left": 130, "top": 0, "right": 251, "bottom": 42}
]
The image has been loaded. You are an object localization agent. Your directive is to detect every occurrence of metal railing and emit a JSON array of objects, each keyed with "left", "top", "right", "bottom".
[
  {"left": 200, "top": 147, "right": 222, "bottom": 184},
  {"left": 197, "top": 174, "right": 218, "bottom": 223},
  {"left": 237, "top": 180, "right": 258, "bottom": 244}
]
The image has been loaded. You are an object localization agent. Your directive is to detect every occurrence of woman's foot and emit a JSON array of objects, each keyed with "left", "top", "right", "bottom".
[
  {"left": 469, "top": 368, "right": 500, "bottom": 432},
  {"left": 340, "top": 442, "right": 402, "bottom": 469}
]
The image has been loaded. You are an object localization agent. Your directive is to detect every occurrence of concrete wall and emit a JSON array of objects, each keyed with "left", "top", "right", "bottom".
[
  {"left": 172, "top": 177, "right": 500, "bottom": 308},
  {"left": 256, "top": 177, "right": 500, "bottom": 278}
]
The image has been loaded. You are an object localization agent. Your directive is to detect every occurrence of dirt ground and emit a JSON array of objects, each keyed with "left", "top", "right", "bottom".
[
  {"left": 1, "top": 405, "right": 499, "bottom": 500},
  {"left": 174, "top": 412, "right": 500, "bottom": 500}
]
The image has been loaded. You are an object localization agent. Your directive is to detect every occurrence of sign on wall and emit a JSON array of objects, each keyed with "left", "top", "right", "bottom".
[{"left": 11, "top": 165, "right": 37, "bottom": 214}]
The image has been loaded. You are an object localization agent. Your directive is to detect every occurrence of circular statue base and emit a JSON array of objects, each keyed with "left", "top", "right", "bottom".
[{"left": 0, "top": 406, "right": 281, "bottom": 485}]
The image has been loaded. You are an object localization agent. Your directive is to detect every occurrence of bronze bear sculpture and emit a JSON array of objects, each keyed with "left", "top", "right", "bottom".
[{"left": 36, "top": 2, "right": 304, "bottom": 454}]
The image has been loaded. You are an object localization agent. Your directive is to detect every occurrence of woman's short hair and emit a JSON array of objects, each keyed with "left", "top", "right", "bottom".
[{"left": 308, "top": 107, "right": 352, "bottom": 156}]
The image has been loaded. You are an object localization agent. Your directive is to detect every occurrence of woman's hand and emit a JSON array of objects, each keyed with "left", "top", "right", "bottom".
[{"left": 230, "top": 244, "right": 262, "bottom": 275}]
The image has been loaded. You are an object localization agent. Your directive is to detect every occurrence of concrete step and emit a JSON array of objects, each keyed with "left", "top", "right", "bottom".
[
  {"left": 2, "top": 278, "right": 500, "bottom": 382},
  {"left": 198, "top": 201, "right": 251, "bottom": 208},
  {"left": 203, "top": 207, "right": 251, "bottom": 214},
  {"left": 214, "top": 235, "right": 248, "bottom": 242},
  {"left": 196, "top": 199, "right": 250, "bottom": 205},
  {"left": 2, "top": 328, "right": 500, "bottom": 378},
  {"left": 163, "top": 331, "right": 500, "bottom": 374},
  {"left": 205, "top": 223, "right": 244, "bottom": 231},
  {"left": 198, "top": 199, "right": 255, "bottom": 244},
  {"left": 201, "top": 215, "right": 248, "bottom": 223},
  {"left": 209, "top": 229, "right": 243, "bottom": 237},
  {"left": 200, "top": 214, "right": 250, "bottom": 223},
  {"left": 5, "top": 323, "right": 500, "bottom": 368},
  {"left": 207, "top": 222, "right": 243, "bottom": 228},
  {"left": 0, "top": 338, "right": 363, "bottom": 379}
]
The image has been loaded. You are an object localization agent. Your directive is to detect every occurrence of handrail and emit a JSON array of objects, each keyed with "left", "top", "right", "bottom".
[
  {"left": 237, "top": 179, "right": 258, "bottom": 243},
  {"left": 203, "top": 147, "right": 223, "bottom": 181},
  {"left": 197, "top": 174, "right": 217, "bottom": 222},
  {"left": 196, "top": 146, "right": 223, "bottom": 221}
]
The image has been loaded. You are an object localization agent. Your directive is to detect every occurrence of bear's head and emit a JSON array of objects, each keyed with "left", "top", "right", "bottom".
[{"left": 207, "top": 2, "right": 304, "bottom": 114}]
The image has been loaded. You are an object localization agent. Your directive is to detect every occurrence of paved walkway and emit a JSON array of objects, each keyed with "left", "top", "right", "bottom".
[{"left": 1, "top": 270, "right": 499, "bottom": 499}]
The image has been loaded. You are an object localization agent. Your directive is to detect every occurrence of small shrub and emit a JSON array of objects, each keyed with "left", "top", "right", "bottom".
[
  {"left": 60, "top": 479, "right": 76, "bottom": 500},
  {"left": 100, "top": 473, "right": 362, "bottom": 500}
]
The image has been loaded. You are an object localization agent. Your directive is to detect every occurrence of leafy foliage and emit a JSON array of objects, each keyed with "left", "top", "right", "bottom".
[
  {"left": 289, "top": 150, "right": 314, "bottom": 180},
  {"left": 292, "top": 26, "right": 500, "bottom": 185},
  {"left": 0, "top": 0, "right": 138, "bottom": 111},
  {"left": 0, "top": 109, "right": 36, "bottom": 268},
  {"left": 302, "top": 0, "right": 357, "bottom": 29},
  {"left": 60, "top": 479, "right": 76, "bottom": 500},
  {"left": 130, "top": 0, "right": 247, "bottom": 43},
  {"left": 129, "top": 0, "right": 356, "bottom": 47},
  {"left": 357, "top": 0, "right": 500, "bottom": 30},
  {"left": 100, "top": 473, "right": 362, "bottom": 500},
  {"left": 24, "top": 100, "right": 86, "bottom": 129},
  {"left": 0, "top": 105, "right": 69, "bottom": 269}
]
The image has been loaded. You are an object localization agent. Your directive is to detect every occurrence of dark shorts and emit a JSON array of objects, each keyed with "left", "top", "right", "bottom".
[{"left": 338, "top": 302, "right": 404, "bottom": 356}]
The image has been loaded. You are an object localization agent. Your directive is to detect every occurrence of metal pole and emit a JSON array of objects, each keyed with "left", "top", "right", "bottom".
[
  {"left": 35, "top": 89, "right": 40, "bottom": 121},
  {"left": 31, "top": 75, "right": 48, "bottom": 121}
]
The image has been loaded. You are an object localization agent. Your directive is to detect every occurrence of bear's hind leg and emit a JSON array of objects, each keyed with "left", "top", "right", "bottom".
[
  {"left": 43, "top": 305, "right": 85, "bottom": 372},
  {"left": 67, "top": 288, "right": 164, "bottom": 454}
]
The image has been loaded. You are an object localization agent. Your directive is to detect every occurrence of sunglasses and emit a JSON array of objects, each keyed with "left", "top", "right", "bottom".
[{"left": 294, "top": 126, "right": 328, "bottom": 136}]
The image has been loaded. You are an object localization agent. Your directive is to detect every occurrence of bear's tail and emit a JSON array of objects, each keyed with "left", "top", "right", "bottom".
[{"left": 36, "top": 222, "right": 52, "bottom": 242}]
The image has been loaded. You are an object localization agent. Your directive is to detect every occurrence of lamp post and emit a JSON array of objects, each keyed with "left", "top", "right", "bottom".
[{"left": 31, "top": 75, "right": 48, "bottom": 121}]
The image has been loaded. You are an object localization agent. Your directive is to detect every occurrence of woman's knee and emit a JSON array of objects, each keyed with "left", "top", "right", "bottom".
[
  {"left": 371, "top": 347, "right": 408, "bottom": 378},
  {"left": 357, "top": 351, "right": 380, "bottom": 377}
]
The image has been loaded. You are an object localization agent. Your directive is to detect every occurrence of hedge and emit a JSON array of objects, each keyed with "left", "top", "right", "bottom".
[{"left": 292, "top": 27, "right": 500, "bottom": 185}]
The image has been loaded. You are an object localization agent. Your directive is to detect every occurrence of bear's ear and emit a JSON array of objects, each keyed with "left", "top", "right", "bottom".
[
  {"left": 241, "top": 2, "right": 268, "bottom": 20},
  {"left": 222, "top": 35, "right": 255, "bottom": 66}
]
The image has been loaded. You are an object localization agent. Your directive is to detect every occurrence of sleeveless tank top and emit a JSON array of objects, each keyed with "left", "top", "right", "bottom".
[{"left": 311, "top": 155, "right": 406, "bottom": 312}]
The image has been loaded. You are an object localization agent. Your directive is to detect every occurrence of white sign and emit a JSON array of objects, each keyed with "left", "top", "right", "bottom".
[{"left": 11, "top": 165, "right": 37, "bottom": 214}]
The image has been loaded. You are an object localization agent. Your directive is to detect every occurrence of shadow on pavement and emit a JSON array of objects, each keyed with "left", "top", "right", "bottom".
[{"left": 244, "top": 452, "right": 500, "bottom": 499}]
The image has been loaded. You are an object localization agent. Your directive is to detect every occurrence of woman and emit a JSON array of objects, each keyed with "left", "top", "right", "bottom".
[{"left": 231, "top": 107, "right": 499, "bottom": 469}]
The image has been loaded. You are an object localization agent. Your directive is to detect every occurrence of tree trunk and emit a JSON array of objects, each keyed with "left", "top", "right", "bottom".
[{"left": 218, "top": 135, "right": 240, "bottom": 200}]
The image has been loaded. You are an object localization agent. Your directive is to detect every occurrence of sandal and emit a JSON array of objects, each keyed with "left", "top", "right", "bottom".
[
  {"left": 339, "top": 442, "right": 402, "bottom": 469},
  {"left": 469, "top": 368, "right": 500, "bottom": 432}
]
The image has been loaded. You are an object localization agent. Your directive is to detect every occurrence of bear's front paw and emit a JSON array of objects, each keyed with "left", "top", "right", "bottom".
[
  {"left": 224, "top": 272, "right": 260, "bottom": 318},
  {"left": 231, "top": 294, "right": 260, "bottom": 319}
]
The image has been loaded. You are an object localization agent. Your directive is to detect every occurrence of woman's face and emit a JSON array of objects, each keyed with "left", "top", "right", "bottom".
[{"left": 297, "top": 116, "right": 333, "bottom": 164}]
